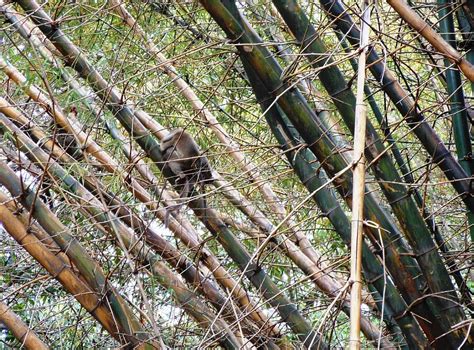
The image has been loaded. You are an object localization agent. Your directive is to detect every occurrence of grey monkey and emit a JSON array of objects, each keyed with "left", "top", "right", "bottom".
[{"left": 160, "top": 128, "right": 213, "bottom": 225}]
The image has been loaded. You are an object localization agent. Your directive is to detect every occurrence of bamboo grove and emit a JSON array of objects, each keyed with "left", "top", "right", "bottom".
[{"left": 0, "top": 0, "right": 472, "bottom": 348}]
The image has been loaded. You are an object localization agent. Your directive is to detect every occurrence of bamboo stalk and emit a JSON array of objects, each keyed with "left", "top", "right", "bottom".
[
  {"left": 349, "top": 2, "right": 371, "bottom": 348},
  {"left": 457, "top": 3, "right": 474, "bottom": 92},
  {"left": 0, "top": 55, "right": 116, "bottom": 174},
  {"left": 437, "top": 0, "right": 474, "bottom": 250},
  {"left": 0, "top": 199, "right": 124, "bottom": 345},
  {"left": 437, "top": 0, "right": 474, "bottom": 175},
  {"left": 0, "top": 300, "right": 49, "bottom": 350},
  {"left": 387, "top": 0, "right": 474, "bottom": 82},
  {"left": 319, "top": 0, "right": 474, "bottom": 215}
]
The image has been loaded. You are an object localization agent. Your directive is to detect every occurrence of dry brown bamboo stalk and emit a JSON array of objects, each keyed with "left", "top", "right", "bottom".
[
  {"left": 0, "top": 300, "right": 49, "bottom": 350},
  {"left": 387, "top": 0, "right": 474, "bottom": 82},
  {"left": 349, "top": 2, "right": 372, "bottom": 348}
]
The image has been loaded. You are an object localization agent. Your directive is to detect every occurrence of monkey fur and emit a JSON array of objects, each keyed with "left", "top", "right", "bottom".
[{"left": 160, "top": 128, "right": 213, "bottom": 225}]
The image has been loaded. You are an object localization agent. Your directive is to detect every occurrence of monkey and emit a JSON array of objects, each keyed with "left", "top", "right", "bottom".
[
  {"left": 160, "top": 128, "right": 212, "bottom": 184},
  {"left": 49, "top": 109, "right": 84, "bottom": 162},
  {"left": 160, "top": 128, "right": 213, "bottom": 226},
  {"left": 39, "top": 115, "right": 84, "bottom": 209}
]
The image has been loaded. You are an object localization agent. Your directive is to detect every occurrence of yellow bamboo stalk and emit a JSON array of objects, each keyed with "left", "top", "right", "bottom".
[
  {"left": 0, "top": 55, "right": 117, "bottom": 173},
  {"left": 387, "top": 0, "right": 474, "bottom": 82},
  {"left": 0, "top": 300, "right": 49, "bottom": 350},
  {"left": 0, "top": 203, "right": 123, "bottom": 343},
  {"left": 349, "top": 1, "right": 372, "bottom": 349}
]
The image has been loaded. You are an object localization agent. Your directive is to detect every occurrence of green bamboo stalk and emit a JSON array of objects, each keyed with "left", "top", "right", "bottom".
[
  {"left": 207, "top": 0, "right": 458, "bottom": 346},
  {"left": 271, "top": 0, "right": 466, "bottom": 336},
  {"left": 241, "top": 50, "right": 426, "bottom": 348},
  {"left": 437, "top": 2, "right": 474, "bottom": 173},
  {"left": 336, "top": 29, "right": 471, "bottom": 301},
  {"left": 457, "top": 3, "right": 474, "bottom": 93},
  {"left": 318, "top": 0, "right": 474, "bottom": 215},
  {"left": 438, "top": 0, "right": 474, "bottom": 252},
  {"left": 14, "top": 1, "right": 326, "bottom": 346}
]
